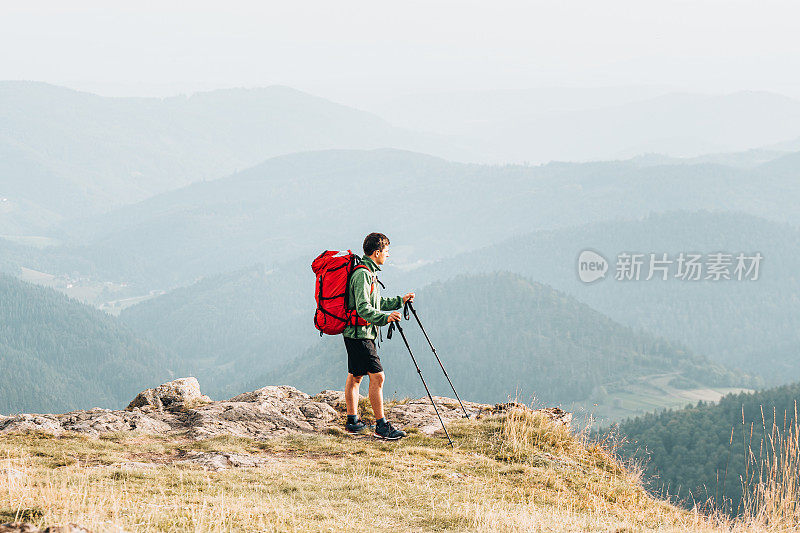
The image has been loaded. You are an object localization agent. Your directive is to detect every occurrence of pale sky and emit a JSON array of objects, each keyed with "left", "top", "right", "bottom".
[{"left": 2, "top": 1, "right": 800, "bottom": 105}]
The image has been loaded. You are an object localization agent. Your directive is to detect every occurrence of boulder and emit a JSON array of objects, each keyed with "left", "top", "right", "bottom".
[
  {"left": 532, "top": 406, "right": 572, "bottom": 427},
  {"left": 0, "top": 524, "right": 38, "bottom": 533},
  {"left": 175, "top": 451, "right": 272, "bottom": 471},
  {"left": 0, "top": 409, "right": 171, "bottom": 438},
  {"left": 126, "top": 377, "right": 211, "bottom": 411},
  {"left": 60, "top": 408, "right": 171, "bottom": 436},
  {"left": 388, "top": 398, "right": 572, "bottom": 435},
  {"left": 0, "top": 414, "right": 62, "bottom": 435},
  {"left": 228, "top": 385, "right": 310, "bottom": 403},
  {"left": 388, "top": 396, "right": 493, "bottom": 435},
  {"left": 184, "top": 385, "right": 338, "bottom": 440},
  {"left": 312, "top": 390, "right": 364, "bottom": 412}
]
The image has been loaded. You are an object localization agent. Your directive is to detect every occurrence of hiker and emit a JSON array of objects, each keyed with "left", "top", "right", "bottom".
[{"left": 343, "top": 232, "right": 414, "bottom": 439}]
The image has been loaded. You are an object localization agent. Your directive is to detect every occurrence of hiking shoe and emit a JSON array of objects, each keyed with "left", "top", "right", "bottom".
[
  {"left": 345, "top": 419, "right": 370, "bottom": 434},
  {"left": 374, "top": 420, "right": 407, "bottom": 440}
]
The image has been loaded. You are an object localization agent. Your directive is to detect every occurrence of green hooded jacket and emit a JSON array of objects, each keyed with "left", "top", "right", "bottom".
[{"left": 343, "top": 255, "right": 403, "bottom": 340}]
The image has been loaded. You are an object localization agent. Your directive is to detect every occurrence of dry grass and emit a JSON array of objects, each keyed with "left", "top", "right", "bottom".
[
  {"left": 733, "top": 403, "right": 800, "bottom": 532},
  {"left": 0, "top": 407, "right": 759, "bottom": 532}
]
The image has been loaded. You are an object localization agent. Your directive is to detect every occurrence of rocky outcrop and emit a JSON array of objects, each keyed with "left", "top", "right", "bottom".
[
  {"left": 389, "top": 397, "right": 571, "bottom": 435},
  {"left": 312, "top": 390, "right": 359, "bottom": 412},
  {"left": 181, "top": 385, "right": 338, "bottom": 440},
  {"left": 0, "top": 378, "right": 570, "bottom": 441},
  {"left": 126, "top": 376, "right": 211, "bottom": 410},
  {"left": 0, "top": 409, "right": 170, "bottom": 437}
]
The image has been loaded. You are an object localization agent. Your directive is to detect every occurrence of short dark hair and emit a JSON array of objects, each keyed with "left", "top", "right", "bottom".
[{"left": 363, "top": 233, "right": 390, "bottom": 255}]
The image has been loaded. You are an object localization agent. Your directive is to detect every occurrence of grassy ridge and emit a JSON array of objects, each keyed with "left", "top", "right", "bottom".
[{"left": 0, "top": 409, "right": 726, "bottom": 532}]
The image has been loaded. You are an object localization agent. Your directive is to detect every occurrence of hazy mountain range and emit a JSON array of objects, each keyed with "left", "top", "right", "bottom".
[
  {"left": 259, "top": 272, "right": 748, "bottom": 406},
  {"left": 5, "top": 145, "right": 793, "bottom": 292},
  {"left": 0, "top": 81, "right": 797, "bottom": 432},
  {"left": 5, "top": 82, "right": 800, "bottom": 237},
  {"left": 370, "top": 88, "right": 800, "bottom": 163},
  {"left": 399, "top": 210, "right": 800, "bottom": 385},
  {"left": 118, "top": 267, "right": 747, "bottom": 411},
  {"left": 0, "top": 81, "right": 476, "bottom": 235}
]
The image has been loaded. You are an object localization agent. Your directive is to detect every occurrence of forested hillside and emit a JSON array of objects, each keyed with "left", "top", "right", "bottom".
[
  {"left": 259, "top": 272, "right": 747, "bottom": 407},
  {"left": 612, "top": 383, "right": 800, "bottom": 515},
  {"left": 119, "top": 263, "right": 314, "bottom": 398},
  {"left": 403, "top": 210, "right": 799, "bottom": 386},
  {"left": 0, "top": 275, "right": 174, "bottom": 414}
]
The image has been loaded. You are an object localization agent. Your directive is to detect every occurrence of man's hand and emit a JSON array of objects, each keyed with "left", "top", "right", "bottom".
[
  {"left": 387, "top": 311, "right": 402, "bottom": 323},
  {"left": 402, "top": 292, "right": 415, "bottom": 304}
]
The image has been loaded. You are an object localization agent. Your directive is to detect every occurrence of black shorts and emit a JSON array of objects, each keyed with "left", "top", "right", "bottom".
[{"left": 343, "top": 336, "right": 383, "bottom": 377}]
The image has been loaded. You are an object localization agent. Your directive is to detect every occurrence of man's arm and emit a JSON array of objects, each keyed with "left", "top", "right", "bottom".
[
  {"left": 352, "top": 270, "right": 391, "bottom": 326},
  {"left": 380, "top": 294, "right": 403, "bottom": 311},
  {"left": 381, "top": 292, "right": 416, "bottom": 310}
]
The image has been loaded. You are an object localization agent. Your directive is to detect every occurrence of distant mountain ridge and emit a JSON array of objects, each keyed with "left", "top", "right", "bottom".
[
  {"left": 37, "top": 146, "right": 800, "bottom": 290},
  {"left": 400, "top": 210, "right": 800, "bottom": 385},
  {"left": 372, "top": 89, "right": 800, "bottom": 163},
  {"left": 256, "top": 272, "right": 748, "bottom": 408},
  {"left": 0, "top": 81, "right": 473, "bottom": 234}
]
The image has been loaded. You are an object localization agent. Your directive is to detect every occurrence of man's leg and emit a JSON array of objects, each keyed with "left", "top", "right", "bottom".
[
  {"left": 367, "top": 371, "right": 385, "bottom": 420},
  {"left": 345, "top": 373, "right": 363, "bottom": 416},
  {"left": 367, "top": 369, "right": 406, "bottom": 440}
]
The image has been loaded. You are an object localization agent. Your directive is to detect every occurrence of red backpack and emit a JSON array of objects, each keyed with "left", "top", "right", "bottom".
[{"left": 312, "top": 250, "right": 373, "bottom": 335}]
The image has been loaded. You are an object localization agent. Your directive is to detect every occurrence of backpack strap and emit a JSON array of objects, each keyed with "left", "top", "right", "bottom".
[{"left": 345, "top": 263, "right": 371, "bottom": 325}]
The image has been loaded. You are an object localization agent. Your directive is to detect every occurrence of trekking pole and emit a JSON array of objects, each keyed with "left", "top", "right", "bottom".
[
  {"left": 405, "top": 302, "right": 470, "bottom": 418},
  {"left": 387, "top": 319, "right": 454, "bottom": 448}
]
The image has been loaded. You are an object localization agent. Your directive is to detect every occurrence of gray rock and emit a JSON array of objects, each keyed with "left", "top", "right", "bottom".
[
  {"left": 388, "top": 396, "right": 493, "bottom": 435},
  {"left": 531, "top": 406, "right": 572, "bottom": 427},
  {"left": 0, "top": 378, "right": 569, "bottom": 441},
  {"left": 126, "top": 377, "right": 211, "bottom": 411},
  {"left": 41, "top": 525, "right": 94, "bottom": 533},
  {"left": 182, "top": 389, "right": 338, "bottom": 440},
  {"left": 0, "top": 524, "right": 38, "bottom": 533},
  {"left": 0, "top": 414, "right": 63, "bottom": 435},
  {"left": 388, "top": 397, "right": 572, "bottom": 435},
  {"left": 312, "top": 390, "right": 363, "bottom": 412},
  {"left": 229, "top": 385, "right": 309, "bottom": 403},
  {"left": 0, "top": 525, "right": 38, "bottom": 533},
  {"left": 59, "top": 408, "right": 171, "bottom": 436},
  {"left": 175, "top": 451, "right": 272, "bottom": 471}
]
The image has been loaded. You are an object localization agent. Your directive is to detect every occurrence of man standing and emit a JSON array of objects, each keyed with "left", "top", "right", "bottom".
[{"left": 343, "top": 232, "right": 414, "bottom": 439}]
